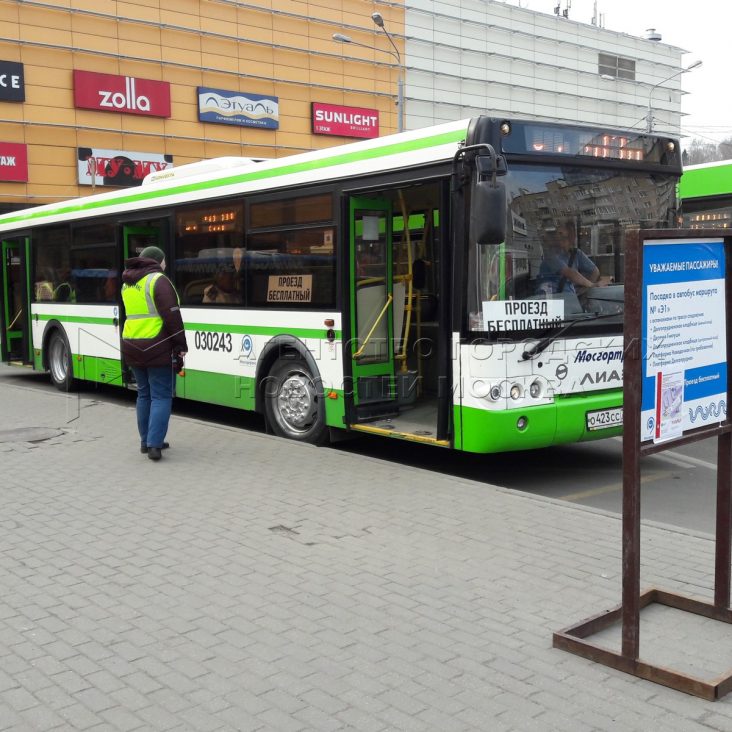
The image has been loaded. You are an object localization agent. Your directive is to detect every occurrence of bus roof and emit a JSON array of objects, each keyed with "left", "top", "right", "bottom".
[
  {"left": 679, "top": 159, "right": 732, "bottom": 200},
  {"left": 0, "top": 119, "right": 471, "bottom": 233}
]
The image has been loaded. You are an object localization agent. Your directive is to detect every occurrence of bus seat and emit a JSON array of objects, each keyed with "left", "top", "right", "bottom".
[{"left": 183, "top": 278, "right": 212, "bottom": 303}]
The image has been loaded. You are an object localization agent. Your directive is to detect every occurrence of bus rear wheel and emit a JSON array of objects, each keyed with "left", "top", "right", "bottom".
[
  {"left": 47, "top": 329, "right": 77, "bottom": 392},
  {"left": 264, "top": 357, "right": 327, "bottom": 444}
]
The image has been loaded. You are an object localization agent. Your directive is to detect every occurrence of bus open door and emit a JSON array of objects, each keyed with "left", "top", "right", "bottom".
[
  {"left": 1, "top": 237, "right": 32, "bottom": 364},
  {"left": 347, "top": 197, "right": 400, "bottom": 420}
]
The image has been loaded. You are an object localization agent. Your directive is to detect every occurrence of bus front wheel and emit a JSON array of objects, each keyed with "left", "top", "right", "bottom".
[
  {"left": 264, "top": 357, "right": 328, "bottom": 445},
  {"left": 47, "top": 329, "right": 77, "bottom": 392}
]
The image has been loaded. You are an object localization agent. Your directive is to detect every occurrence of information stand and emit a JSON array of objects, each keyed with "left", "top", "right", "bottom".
[{"left": 554, "top": 229, "right": 732, "bottom": 701}]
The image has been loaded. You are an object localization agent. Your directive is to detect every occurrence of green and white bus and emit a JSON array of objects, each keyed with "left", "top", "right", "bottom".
[
  {"left": 679, "top": 159, "right": 732, "bottom": 230},
  {"left": 0, "top": 116, "right": 681, "bottom": 452}
]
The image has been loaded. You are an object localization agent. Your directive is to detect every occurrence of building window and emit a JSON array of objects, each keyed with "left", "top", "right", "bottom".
[{"left": 598, "top": 53, "right": 636, "bottom": 81}]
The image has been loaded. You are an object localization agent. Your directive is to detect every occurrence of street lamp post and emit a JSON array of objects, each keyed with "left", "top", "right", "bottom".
[
  {"left": 332, "top": 14, "right": 405, "bottom": 133},
  {"left": 645, "top": 59, "right": 702, "bottom": 133},
  {"left": 370, "top": 13, "right": 404, "bottom": 134}
]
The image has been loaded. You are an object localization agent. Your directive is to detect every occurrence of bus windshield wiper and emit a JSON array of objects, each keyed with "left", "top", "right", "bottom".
[{"left": 519, "top": 312, "right": 620, "bottom": 361}]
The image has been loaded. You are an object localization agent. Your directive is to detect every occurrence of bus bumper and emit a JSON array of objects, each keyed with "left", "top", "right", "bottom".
[{"left": 457, "top": 390, "right": 623, "bottom": 453}]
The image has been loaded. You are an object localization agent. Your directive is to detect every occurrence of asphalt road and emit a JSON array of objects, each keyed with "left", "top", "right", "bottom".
[
  {"left": 1, "top": 364, "right": 719, "bottom": 536},
  {"left": 336, "top": 430, "right": 720, "bottom": 535}
]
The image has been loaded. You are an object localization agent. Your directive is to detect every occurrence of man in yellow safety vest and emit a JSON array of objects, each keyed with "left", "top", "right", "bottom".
[{"left": 121, "top": 246, "right": 188, "bottom": 461}]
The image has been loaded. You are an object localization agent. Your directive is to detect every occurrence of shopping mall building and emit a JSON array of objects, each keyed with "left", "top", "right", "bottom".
[{"left": 0, "top": 0, "right": 686, "bottom": 211}]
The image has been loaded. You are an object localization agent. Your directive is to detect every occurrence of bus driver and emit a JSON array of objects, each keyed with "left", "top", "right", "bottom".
[{"left": 535, "top": 219, "right": 611, "bottom": 296}]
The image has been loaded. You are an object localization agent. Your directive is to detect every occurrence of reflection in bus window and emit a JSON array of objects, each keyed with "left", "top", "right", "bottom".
[
  {"left": 33, "top": 226, "right": 72, "bottom": 303},
  {"left": 174, "top": 202, "right": 244, "bottom": 305},
  {"left": 202, "top": 269, "right": 239, "bottom": 304},
  {"left": 468, "top": 163, "right": 676, "bottom": 329},
  {"left": 247, "top": 191, "right": 336, "bottom": 309},
  {"left": 246, "top": 228, "right": 335, "bottom": 309},
  {"left": 70, "top": 222, "right": 117, "bottom": 303}
]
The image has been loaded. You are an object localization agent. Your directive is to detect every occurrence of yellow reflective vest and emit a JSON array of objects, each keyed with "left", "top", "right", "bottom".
[{"left": 121, "top": 272, "right": 165, "bottom": 340}]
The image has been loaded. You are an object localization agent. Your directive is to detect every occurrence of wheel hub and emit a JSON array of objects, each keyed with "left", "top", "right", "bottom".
[
  {"left": 277, "top": 373, "right": 316, "bottom": 430},
  {"left": 50, "top": 338, "right": 68, "bottom": 382}
]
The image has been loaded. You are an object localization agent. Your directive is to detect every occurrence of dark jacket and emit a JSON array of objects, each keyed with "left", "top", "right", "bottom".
[{"left": 121, "top": 257, "right": 188, "bottom": 368}]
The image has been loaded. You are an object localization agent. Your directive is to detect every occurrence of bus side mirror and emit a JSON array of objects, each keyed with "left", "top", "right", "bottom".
[
  {"left": 471, "top": 178, "right": 507, "bottom": 245},
  {"left": 470, "top": 150, "right": 507, "bottom": 245}
]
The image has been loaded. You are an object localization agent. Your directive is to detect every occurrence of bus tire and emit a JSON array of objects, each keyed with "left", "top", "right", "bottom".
[
  {"left": 47, "top": 329, "right": 77, "bottom": 392},
  {"left": 264, "top": 356, "right": 328, "bottom": 445}
]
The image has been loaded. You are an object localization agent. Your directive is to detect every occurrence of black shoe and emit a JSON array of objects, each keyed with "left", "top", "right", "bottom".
[
  {"left": 141, "top": 442, "right": 170, "bottom": 454},
  {"left": 147, "top": 447, "right": 162, "bottom": 461}
]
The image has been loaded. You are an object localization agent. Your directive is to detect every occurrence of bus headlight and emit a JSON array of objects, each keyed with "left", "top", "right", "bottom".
[
  {"left": 489, "top": 385, "right": 502, "bottom": 401},
  {"left": 510, "top": 384, "right": 522, "bottom": 400},
  {"left": 529, "top": 380, "right": 542, "bottom": 398}
]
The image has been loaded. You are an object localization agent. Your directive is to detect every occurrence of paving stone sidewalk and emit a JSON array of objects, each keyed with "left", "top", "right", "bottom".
[{"left": 1, "top": 365, "right": 732, "bottom": 731}]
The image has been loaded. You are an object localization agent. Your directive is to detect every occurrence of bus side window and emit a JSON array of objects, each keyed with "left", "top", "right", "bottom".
[
  {"left": 202, "top": 268, "right": 241, "bottom": 304},
  {"left": 103, "top": 274, "right": 118, "bottom": 302}
]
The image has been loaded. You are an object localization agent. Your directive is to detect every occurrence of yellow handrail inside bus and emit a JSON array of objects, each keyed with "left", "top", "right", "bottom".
[
  {"left": 357, "top": 276, "right": 386, "bottom": 287},
  {"left": 395, "top": 191, "right": 413, "bottom": 372},
  {"left": 353, "top": 294, "right": 393, "bottom": 359},
  {"left": 6, "top": 310, "right": 21, "bottom": 330}
]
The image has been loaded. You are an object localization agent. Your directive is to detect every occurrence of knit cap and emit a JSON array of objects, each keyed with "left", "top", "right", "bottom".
[{"left": 139, "top": 246, "right": 165, "bottom": 263}]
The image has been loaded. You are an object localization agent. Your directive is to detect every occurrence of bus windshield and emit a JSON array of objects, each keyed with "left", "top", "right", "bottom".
[{"left": 469, "top": 163, "right": 678, "bottom": 333}]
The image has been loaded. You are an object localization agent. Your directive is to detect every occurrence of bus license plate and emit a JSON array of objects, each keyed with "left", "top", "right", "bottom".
[{"left": 586, "top": 407, "right": 623, "bottom": 431}]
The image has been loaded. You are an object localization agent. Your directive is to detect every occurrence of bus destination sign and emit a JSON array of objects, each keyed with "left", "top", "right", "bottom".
[{"left": 501, "top": 122, "right": 664, "bottom": 162}]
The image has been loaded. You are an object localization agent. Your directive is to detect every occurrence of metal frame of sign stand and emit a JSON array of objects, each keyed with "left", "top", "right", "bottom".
[{"left": 554, "top": 228, "right": 732, "bottom": 701}]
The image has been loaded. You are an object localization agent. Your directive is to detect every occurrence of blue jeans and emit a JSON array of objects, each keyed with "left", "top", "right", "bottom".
[{"left": 131, "top": 366, "right": 174, "bottom": 449}]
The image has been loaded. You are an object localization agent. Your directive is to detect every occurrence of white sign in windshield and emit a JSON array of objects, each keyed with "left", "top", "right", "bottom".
[{"left": 482, "top": 299, "right": 564, "bottom": 333}]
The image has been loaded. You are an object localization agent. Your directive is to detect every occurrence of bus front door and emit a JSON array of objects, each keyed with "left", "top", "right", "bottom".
[
  {"left": 1, "top": 238, "right": 31, "bottom": 364},
  {"left": 348, "top": 197, "right": 398, "bottom": 415}
]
